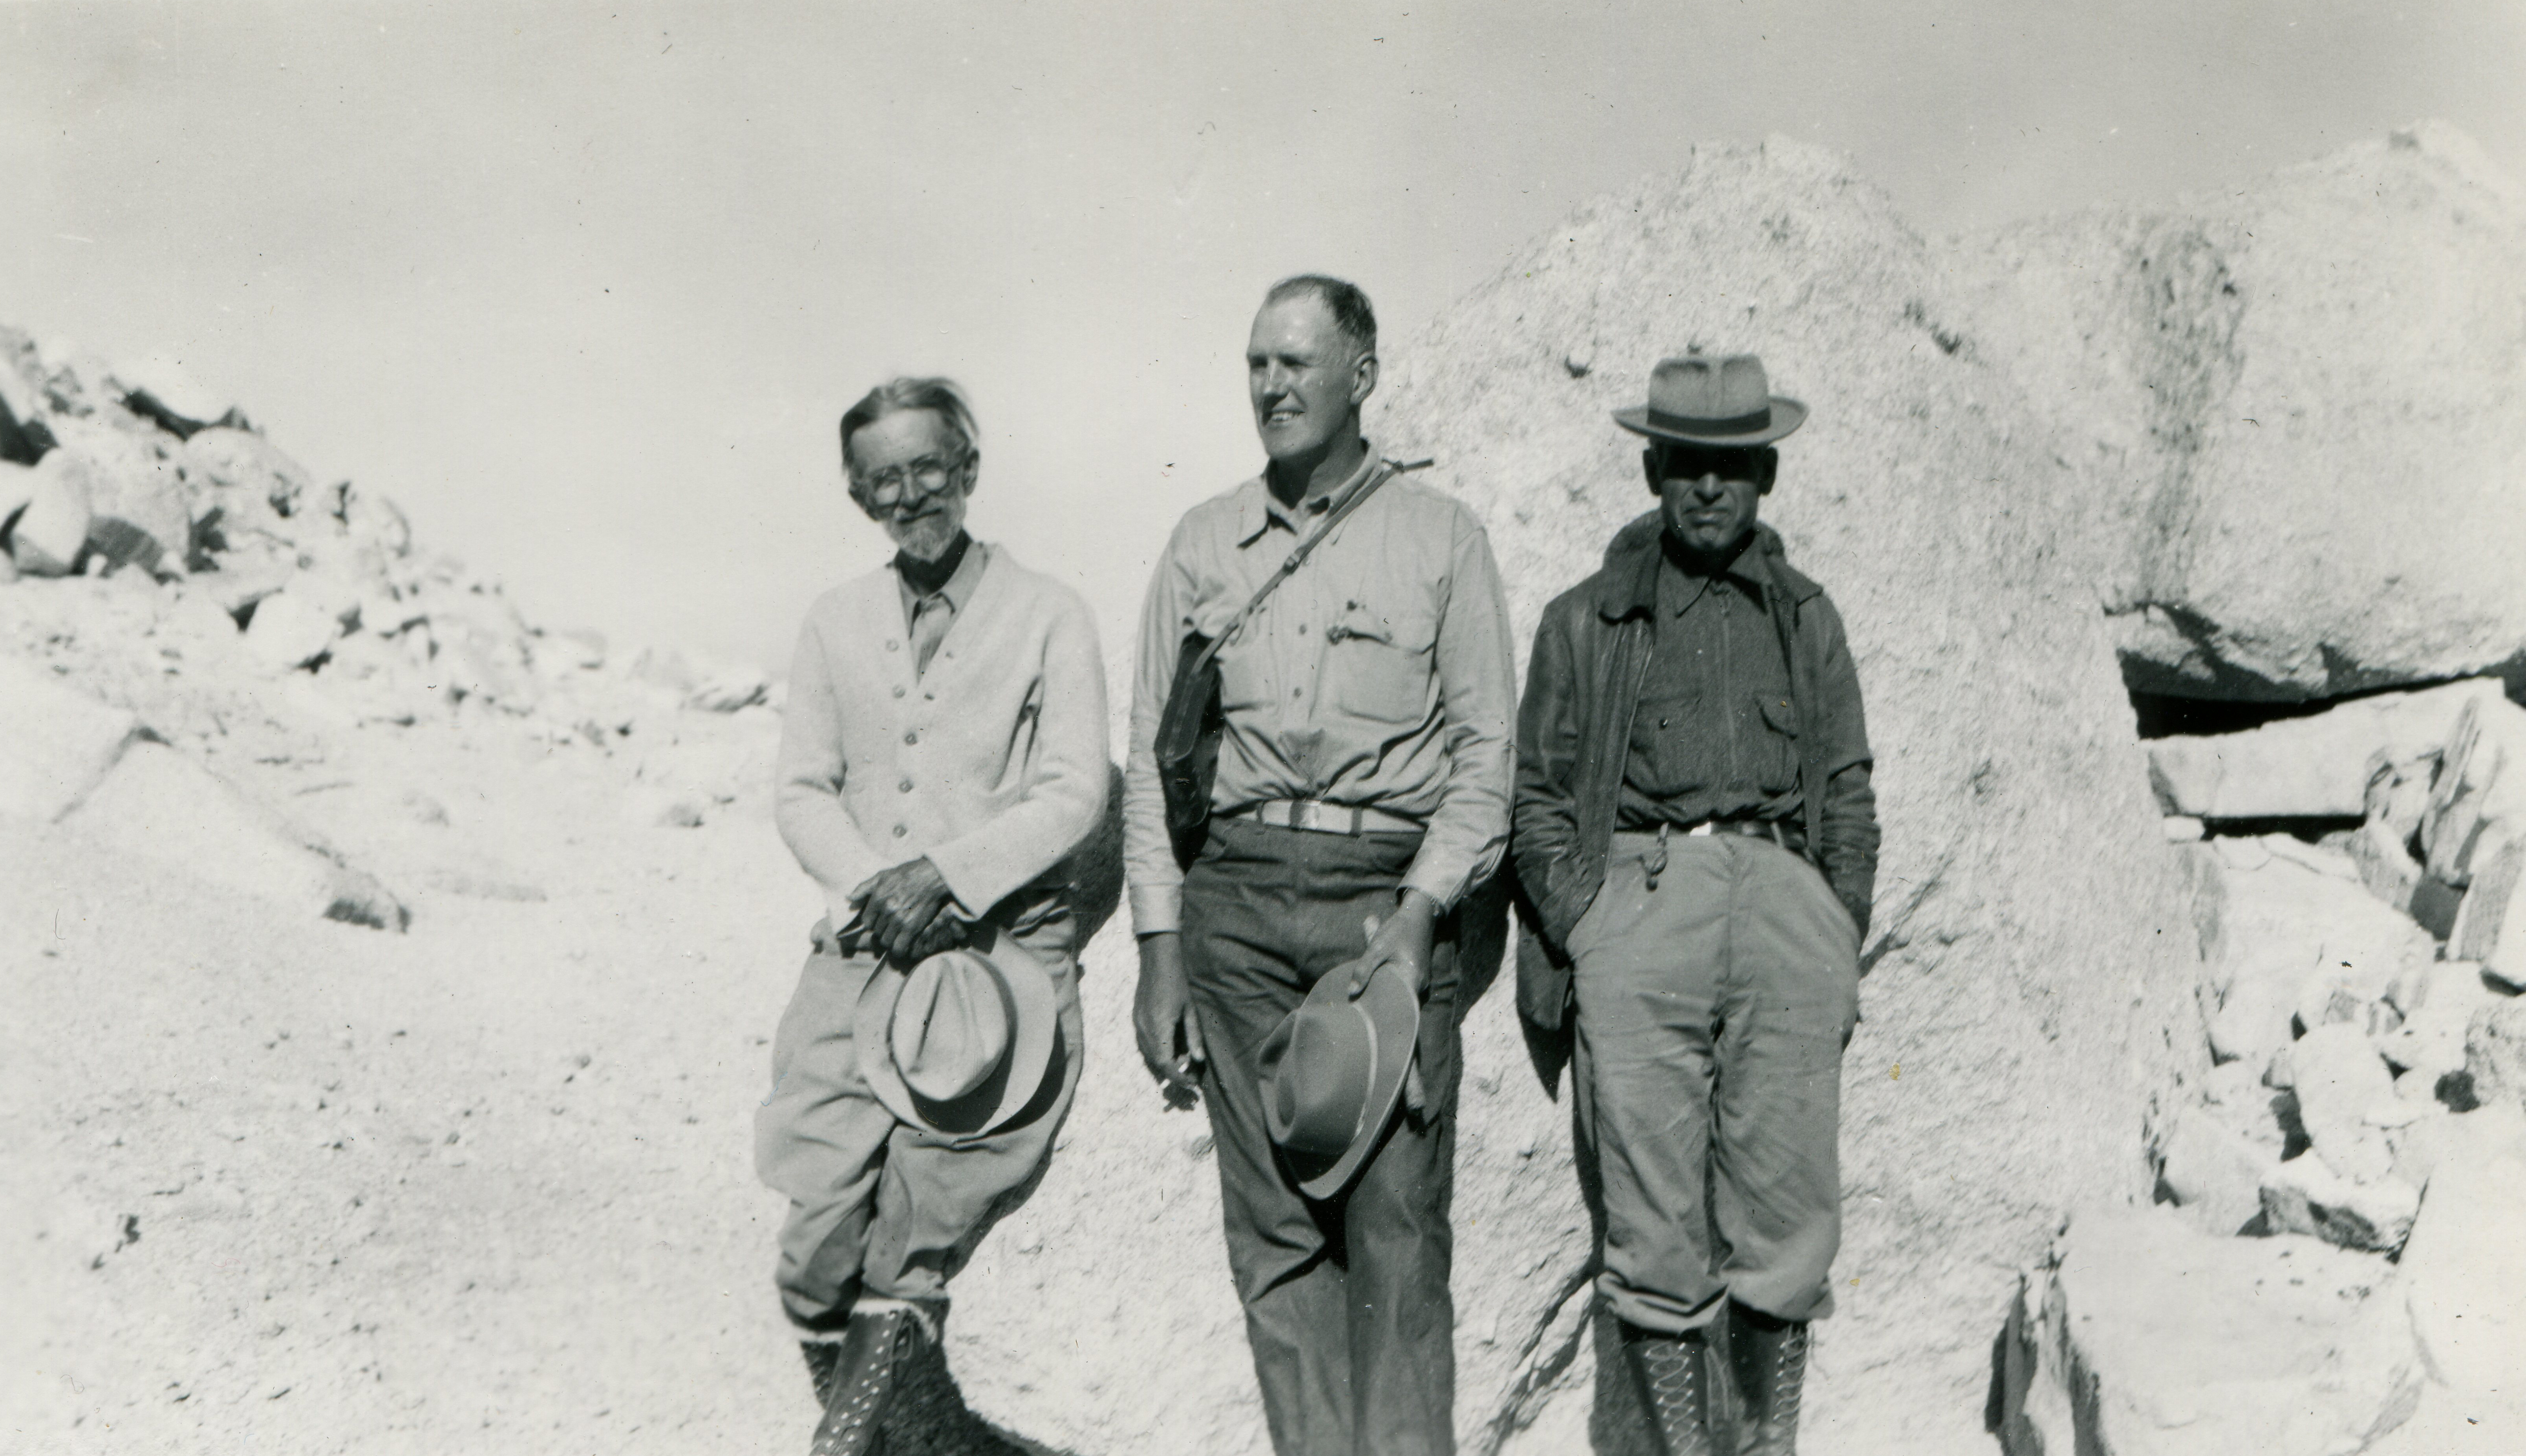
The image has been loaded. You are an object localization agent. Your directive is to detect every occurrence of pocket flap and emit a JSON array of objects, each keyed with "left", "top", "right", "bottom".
[
  {"left": 1758, "top": 693, "right": 1800, "bottom": 735},
  {"left": 1330, "top": 598, "right": 1436, "bottom": 653}
]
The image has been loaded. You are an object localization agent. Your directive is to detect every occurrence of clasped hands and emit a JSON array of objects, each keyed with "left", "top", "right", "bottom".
[
  {"left": 845, "top": 857, "right": 968, "bottom": 965},
  {"left": 1133, "top": 888, "right": 1438, "bottom": 1116}
]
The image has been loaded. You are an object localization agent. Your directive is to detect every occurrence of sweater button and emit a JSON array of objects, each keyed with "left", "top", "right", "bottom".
[
  {"left": 893, "top": 825, "right": 907, "bottom": 838},
  {"left": 886, "top": 640, "right": 900, "bottom": 652},
  {"left": 892, "top": 686, "right": 906, "bottom": 699},
  {"left": 903, "top": 731, "right": 918, "bottom": 746},
  {"left": 899, "top": 779, "right": 914, "bottom": 793}
]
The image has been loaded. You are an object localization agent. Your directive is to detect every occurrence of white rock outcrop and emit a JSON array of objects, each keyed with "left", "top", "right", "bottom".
[{"left": 1997, "top": 1209, "right": 2421, "bottom": 1456}]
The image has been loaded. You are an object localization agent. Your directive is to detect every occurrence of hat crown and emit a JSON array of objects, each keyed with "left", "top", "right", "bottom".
[
  {"left": 1265, "top": 1001, "right": 1377, "bottom": 1156},
  {"left": 1648, "top": 354, "right": 1771, "bottom": 428},
  {"left": 889, "top": 951, "right": 1013, "bottom": 1103}
]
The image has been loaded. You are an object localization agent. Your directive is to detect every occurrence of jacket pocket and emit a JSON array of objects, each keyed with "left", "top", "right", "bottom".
[
  {"left": 1324, "top": 598, "right": 1437, "bottom": 725},
  {"left": 1756, "top": 692, "right": 1802, "bottom": 793}
]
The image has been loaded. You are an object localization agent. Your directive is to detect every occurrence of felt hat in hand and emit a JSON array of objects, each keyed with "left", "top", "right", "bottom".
[
  {"left": 856, "top": 922, "right": 1060, "bottom": 1139},
  {"left": 1258, "top": 956, "right": 1420, "bottom": 1200},
  {"left": 1614, "top": 353, "right": 1807, "bottom": 446}
]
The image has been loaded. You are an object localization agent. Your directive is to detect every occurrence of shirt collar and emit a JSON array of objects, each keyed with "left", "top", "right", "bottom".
[
  {"left": 892, "top": 533, "right": 988, "bottom": 611},
  {"left": 1604, "top": 523, "right": 1775, "bottom": 619},
  {"left": 1234, "top": 443, "right": 1380, "bottom": 547}
]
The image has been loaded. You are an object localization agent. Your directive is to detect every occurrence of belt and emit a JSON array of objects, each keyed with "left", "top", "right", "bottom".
[
  {"left": 1611, "top": 818, "right": 1806, "bottom": 889},
  {"left": 1230, "top": 798, "right": 1424, "bottom": 836}
]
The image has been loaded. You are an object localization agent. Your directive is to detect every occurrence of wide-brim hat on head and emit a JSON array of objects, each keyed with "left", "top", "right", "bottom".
[
  {"left": 1258, "top": 957, "right": 1419, "bottom": 1200},
  {"left": 856, "top": 922, "right": 1059, "bottom": 1140},
  {"left": 1614, "top": 353, "right": 1806, "bottom": 446}
]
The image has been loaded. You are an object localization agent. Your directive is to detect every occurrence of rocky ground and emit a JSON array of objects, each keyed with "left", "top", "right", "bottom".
[{"left": 8, "top": 122, "right": 2526, "bottom": 1455}]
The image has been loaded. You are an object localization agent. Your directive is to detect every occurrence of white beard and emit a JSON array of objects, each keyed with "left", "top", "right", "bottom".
[{"left": 885, "top": 507, "right": 965, "bottom": 564}]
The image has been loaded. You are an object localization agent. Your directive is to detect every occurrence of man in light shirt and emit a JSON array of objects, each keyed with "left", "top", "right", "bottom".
[
  {"left": 1123, "top": 277, "right": 1516, "bottom": 1456},
  {"left": 760, "top": 377, "right": 1106, "bottom": 1456}
]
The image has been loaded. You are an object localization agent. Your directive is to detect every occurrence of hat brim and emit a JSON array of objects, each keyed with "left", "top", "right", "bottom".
[
  {"left": 1614, "top": 397, "right": 1807, "bottom": 447},
  {"left": 1261, "top": 957, "right": 1420, "bottom": 1201},
  {"left": 856, "top": 923, "right": 1059, "bottom": 1140}
]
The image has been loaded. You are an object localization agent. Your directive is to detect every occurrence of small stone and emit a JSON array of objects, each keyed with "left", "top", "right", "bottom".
[
  {"left": 2461, "top": 999, "right": 2526, "bottom": 1116},
  {"left": 2292, "top": 1022, "right": 2397, "bottom": 1184},
  {"left": 243, "top": 590, "right": 342, "bottom": 671},
  {"left": 7, "top": 448, "right": 92, "bottom": 576},
  {"left": 2158, "top": 1101, "right": 2281, "bottom": 1235}
]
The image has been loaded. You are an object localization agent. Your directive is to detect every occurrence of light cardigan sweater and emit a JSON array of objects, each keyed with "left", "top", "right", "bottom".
[{"left": 775, "top": 543, "right": 1108, "bottom": 931}]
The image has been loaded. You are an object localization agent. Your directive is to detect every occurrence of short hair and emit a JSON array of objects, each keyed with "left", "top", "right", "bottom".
[
  {"left": 838, "top": 376, "right": 978, "bottom": 469},
  {"left": 1263, "top": 274, "right": 1377, "bottom": 359}
]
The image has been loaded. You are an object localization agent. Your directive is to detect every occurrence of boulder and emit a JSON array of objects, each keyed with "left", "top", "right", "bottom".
[
  {"left": 109, "top": 349, "right": 245, "bottom": 437},
  {"left": 2378, "top": 961, "right": 2504, "bottom": 1085},
  {"left": 684, "top": 668, "right": 769, "bottom": 714},
  {"left": 1365, "top": 136, "right": 2207, "bottom": 1450},
  {"left": 2155, "top": 1100, "right": 2281, "bottom": 1235},
  {"left": 183, "top": 425, "right": 313, "bottom": 522},
  {"left": 0, "top": 333, "right": 55, "bottom": 464},
  {"left": 2260, "top": 1152, "right": 2420, "bottom": 1252},
  {"left": 42, "top": 432, "right": 190, "bottom": 578},
  {"left": 0, "top": 457, "right": 33, "bottom": 530},
  {"left": 2201, "top": 853, "right": 2435, "bottom": 1066},
  {"left": 2146, "top": 680, "right": 2505, "bottom": 820},
  {"left": 2290, "top": 1022, "right": 2398, "bottom": 1183},
  {"left": 2447, "top": 840, "right": 2526, "bottom": 986},
  {"left": 6, "top": 448, "right": 91, "bottom": 576},
  {"left": 2419, "top": 693, "right": 2526, "bottom": 889},
  {"left": 1995, "top": 1209, "right": 2421, "bottom": 1456},
  {"left": 58, "top": 741, "right": 406, "bottom": 929},
  {"left": 2398, "top": 1104, "right": 2526, "bottom": 1396},
  {"left": 2343, "top": 819, "right": 2427, "bottom": 917},
  {"left": 0, "top": 655, "right": 144, "bottom": 821},
  {"left": 2462, "top": 998, "right": 2526, "bottom": 1114},
  {"left": 241, "top": 589, "right": 343, "bottom": 671},
  {"left": 1961, "top": 122, "right": 2526, "bottom": 702}
]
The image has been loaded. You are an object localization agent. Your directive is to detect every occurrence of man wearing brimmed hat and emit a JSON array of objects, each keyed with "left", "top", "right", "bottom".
[
  {"left": 761, "top": 376, "right": 1107, "bottom": 1456},
  {"left": 1511, "top": 355, "right": 1878, "bottom": 1456},
  {"left": 1122, "top": 275, "right": 1515, "bottom": 1455}
]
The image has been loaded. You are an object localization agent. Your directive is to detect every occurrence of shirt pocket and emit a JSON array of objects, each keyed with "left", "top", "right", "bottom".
[
  {"left": 1324, "top": 597, "right": 1438, "bottom": 726},
  {"left": 1192, "top": 598, "right": 1270, "bottom": 713},
  {"left": 1755, "top": 692, "right": 1802, "bottom": 793}
]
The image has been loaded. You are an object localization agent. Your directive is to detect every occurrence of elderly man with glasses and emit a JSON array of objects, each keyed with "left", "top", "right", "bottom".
[{"left": 758, "top": 376, "right": 1108, "bottom": 1455}]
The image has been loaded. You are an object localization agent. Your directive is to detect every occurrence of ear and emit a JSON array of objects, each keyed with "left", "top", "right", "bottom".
[
  {"left": 1756, "top": 450, "right": 1778, "bottom": 497},
  {"left": 1349, "top": 351, "right": 1379, "bottom": 408},
  {"left": 955, "top": 449, "right": 981, "bottom": 498},
  {"left": 1641, "top": 447, "right": 1663, "bottom": 494}
]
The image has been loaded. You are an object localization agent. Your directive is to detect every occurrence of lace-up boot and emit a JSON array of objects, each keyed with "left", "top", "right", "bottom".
[
  {"left": 1725, "top": 1302, "right": 1811, "bottom": 1456},
  {"left": 809, "top": 1306, "right": 920, "bottom": 1456},
  {"left": 1620, "top": 1320, "right": 1714, "bottom": 1456}
]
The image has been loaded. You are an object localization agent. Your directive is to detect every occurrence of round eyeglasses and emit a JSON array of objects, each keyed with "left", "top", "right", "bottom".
[{"left": 851, "top": 450, "right": 971, "bottom": 505}]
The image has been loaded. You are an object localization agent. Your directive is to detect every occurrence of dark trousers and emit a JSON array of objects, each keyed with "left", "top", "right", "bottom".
[{"left": 1182, "top": 817, "right": 1464, "bottom": 1456}]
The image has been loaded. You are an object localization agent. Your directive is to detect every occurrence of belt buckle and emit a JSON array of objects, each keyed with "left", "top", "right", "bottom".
[{"left": 1685, "top": 821, "right": 1715, "bottom": 837}]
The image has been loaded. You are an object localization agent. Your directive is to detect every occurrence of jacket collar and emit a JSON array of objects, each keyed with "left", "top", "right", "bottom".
[{"left": 1593, "top": 513, "right": 1821, "bottom": 620}]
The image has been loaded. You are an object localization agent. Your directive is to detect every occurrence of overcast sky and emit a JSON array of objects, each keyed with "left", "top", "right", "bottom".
[{"left": 7, "top": 1, "right": 2521, "bottom": 673}]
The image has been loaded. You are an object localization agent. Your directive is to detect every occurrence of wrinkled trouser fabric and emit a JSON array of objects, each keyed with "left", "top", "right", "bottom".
[
  {"left": 1570, "top": 832, "right": 1859, "bottom": 1334},
  {"left": 1182, "top": 817, "right": 1465, "bottom": 1456},
  {"left": 754, "top": 911, "right": 1085, "bottom": 1339}
]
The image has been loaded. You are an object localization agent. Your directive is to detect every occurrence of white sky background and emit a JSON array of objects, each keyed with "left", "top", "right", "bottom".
[{"left": 6, "top": 1, "right": 2521, "bottom": 675}]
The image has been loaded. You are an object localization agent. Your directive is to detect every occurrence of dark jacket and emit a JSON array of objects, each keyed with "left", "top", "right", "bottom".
[{"left": 1510, "top": 514, "right": 1879, "bottom": 1059}]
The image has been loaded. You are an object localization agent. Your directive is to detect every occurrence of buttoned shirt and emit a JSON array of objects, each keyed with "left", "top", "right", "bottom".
[
  {"left": 1123, "top": 447, "right": 1516, "bottom": 935},
  {"left": 893, "top": 534, "right": 988, "bottom": 679},
  {"left": 1619, "top": 535, "right": 1804, "bottom": 828}
]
